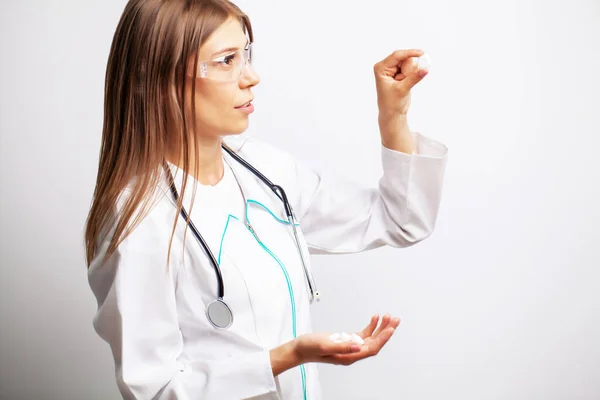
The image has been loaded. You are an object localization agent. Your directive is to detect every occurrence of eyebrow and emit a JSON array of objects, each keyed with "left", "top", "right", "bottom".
[{"left": 211, "top": 40, "right": 250, "bottom": 57}]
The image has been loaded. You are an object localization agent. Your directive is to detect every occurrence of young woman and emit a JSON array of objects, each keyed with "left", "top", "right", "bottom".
[{"left": 85, "top": 0, "right": 448, "bottom": 398}]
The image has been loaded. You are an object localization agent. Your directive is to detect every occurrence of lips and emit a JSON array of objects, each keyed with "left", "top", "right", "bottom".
[{"left": 235, "top": 99, "right": 254, "bottom": 108}]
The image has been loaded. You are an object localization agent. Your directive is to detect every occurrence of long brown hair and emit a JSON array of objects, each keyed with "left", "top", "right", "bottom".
[{"left": 85, "top": 0, "right": 253, "bottom": 266}]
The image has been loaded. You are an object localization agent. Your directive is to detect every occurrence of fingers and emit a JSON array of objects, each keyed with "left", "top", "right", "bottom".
[
  {"left": 336, "top": 342, "right": 362, "bottom": 355},
  {"left": 372, "top": 314, "right": 392, "bottom": 337},
  {"left": 362, "top": 325, "right": 397, "bottom": 357},
  {"left": 358, "top": 314, "right": 380, "bottom": 339},
  {"left": 317, "top": 314, "right": 402, "bottom": 366},
  {"left": 369, "top": 326, "right": 396, "bottom": 355},
  {"left": 397, "top": 68, "right": 428, "bottom": 90},
  {"left": 393, "top": 58, "right": 428, "bottom": 90},
  {"left": 317, "top": 313, "right": 401, "bottom": 366},
  {"left": 360, "top": 314, "right": 401, "bottom": 338},
  {"left": 379, "top": 49, "right": 424, "bottom": 69},
  {"left": 326, "top": 326, "right": 398, "bottom": 366},
  {"left": 374, "top": 48, "right": 428, "bottom": 92}
]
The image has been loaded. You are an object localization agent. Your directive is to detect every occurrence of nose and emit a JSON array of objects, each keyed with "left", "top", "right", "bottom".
[{"left": 239, "top": 62, "right": 260, "bottom": 88}]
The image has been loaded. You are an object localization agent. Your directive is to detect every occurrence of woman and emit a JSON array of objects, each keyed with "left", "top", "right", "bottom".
[{"left": 85, "top": 0, "right": 448, "bottom": 399}]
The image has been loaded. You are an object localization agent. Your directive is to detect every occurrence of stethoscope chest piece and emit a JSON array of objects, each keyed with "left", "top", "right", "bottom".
[
  {"left": 206, "top": 298, "right": 233, "bottom": 329},
  {"left": 165, "top": 143, "right": 321, "bottom": 331}
]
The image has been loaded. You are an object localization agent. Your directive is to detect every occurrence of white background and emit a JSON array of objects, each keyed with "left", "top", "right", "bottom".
[{"left": 1, "top": 0, "right": 599, "bottom": 399}]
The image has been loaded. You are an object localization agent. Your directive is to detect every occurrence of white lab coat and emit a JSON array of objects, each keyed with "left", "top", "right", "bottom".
[{"left": 88, "top": 131, "right": 448, "bottom": 400}]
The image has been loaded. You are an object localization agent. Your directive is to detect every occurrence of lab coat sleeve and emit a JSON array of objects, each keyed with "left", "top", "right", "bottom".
[
  {"left": 291, "top": 131, "right": 448, "bottom": 254},
  {"left": 88, "top": 210, "right": 278, "bottom": 400}
]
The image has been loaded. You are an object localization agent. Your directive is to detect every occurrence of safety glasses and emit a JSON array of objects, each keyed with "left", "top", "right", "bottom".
[{"left": 196, "top": 42, "right": 253, "bottom": 82}]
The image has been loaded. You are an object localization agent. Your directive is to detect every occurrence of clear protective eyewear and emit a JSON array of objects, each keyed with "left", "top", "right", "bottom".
[{"left": 198, "top": 42, "right": 253, "bottom": 82}]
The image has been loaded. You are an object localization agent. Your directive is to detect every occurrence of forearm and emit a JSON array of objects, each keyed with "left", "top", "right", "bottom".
[
  {"left": 270, "top": 340, "right": 302, "bottom": 377},
  {"left": 378, "top": 113, "right": 415, "bottom": 154}
]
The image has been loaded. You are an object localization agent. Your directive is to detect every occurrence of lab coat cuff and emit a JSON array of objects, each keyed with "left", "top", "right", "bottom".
[
  {"left": 229, "top": 349, "right": 278, "bottom": 399},
  {"left": 381, "top": 131, "right": 448, "bottom": 159},
  {"left": 380, "top": 132, "right": 448, "bottom": 185},
  {"left": 178, "top": 349, "right": 279, "bottom": 399},
  {"left": 258, "top": 349, "right": 279, "bottom": 396},
  {"left": 379, "top": 131, "right": 448, "bottom": 234}
]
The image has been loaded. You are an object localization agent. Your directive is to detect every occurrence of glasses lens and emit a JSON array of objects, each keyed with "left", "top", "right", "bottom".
[{"left": 201, "top": 43, "right": 252, "bottom": 82}]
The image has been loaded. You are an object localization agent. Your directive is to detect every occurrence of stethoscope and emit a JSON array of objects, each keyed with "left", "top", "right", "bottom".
[{"left": 164, "top": 142, "right": 321, "bottom": 329}]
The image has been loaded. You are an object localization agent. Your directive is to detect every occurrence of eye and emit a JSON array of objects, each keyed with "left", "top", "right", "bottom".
[{"left": 214, "top": 52, "right": 237, "bottom": 67}]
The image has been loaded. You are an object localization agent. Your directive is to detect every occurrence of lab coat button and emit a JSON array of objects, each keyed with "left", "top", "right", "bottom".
[{"left": 176, "top": 361, "right": 185, "bottom": 372}]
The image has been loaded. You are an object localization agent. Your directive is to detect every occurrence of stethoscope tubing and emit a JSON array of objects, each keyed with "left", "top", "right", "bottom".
[{"left": 163, "top": 142, "right": 319, "bottom": 316}]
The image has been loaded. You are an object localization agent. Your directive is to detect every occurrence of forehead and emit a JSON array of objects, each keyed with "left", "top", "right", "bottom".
[{"left": 198, "top": 17, "right": 248, "bottom": 59}]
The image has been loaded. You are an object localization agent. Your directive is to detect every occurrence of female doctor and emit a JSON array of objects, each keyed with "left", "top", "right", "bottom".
[{"left": 85, "top": 0, "right": 448, "bottom": 399}]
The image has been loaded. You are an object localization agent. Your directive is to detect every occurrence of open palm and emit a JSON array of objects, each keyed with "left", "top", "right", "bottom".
[{"left": 324, "top": 314, "right": 401, "bottom": 365}]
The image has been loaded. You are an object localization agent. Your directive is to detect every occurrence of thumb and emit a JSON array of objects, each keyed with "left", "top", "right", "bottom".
[
  {"left": 328, "top": 341, "right": 362, "bottom": 355},
  {"left": 396, "top": 67, "right": 429, "bottom": 90},
  {"left": 379, "top": 49, "right": 424, "bottom": 70}
]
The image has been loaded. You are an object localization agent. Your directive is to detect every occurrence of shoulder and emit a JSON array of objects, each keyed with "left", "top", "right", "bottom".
[
  {"left": 90, "top": 179, "right": 177, "bottom": 270},
  {"left": 88, "top": 186, "right": 179, "bottom": 307}
]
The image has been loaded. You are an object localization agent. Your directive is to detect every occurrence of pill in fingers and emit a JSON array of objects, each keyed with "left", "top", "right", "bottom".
[{"left": 417, "top": 53, "right": 431, "bottom": 69}]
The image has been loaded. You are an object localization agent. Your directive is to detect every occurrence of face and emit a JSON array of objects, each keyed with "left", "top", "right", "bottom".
[{"left": 183, "top": 17, "right": 260, "bottom": 139}]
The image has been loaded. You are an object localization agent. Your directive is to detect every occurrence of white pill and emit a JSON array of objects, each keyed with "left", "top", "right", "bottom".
[
  {"left": 329, "top": 333, "right": 341, "bottom": 341},
  {"left": 417, "top": 53, "right": 431, "bottom": 69},
  {"left": 351, "top": 333, "right": 365, "bottom": 345},
  {"left": 340, "top": 332, "right": 352, "bottom": 342}
]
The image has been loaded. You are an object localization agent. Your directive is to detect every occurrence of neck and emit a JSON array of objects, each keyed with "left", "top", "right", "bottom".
[{"left": 168, "top": 136, "right": 224, "bottom": 186}]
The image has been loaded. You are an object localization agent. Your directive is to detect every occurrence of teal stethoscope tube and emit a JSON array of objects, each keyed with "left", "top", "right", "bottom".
[
  {"left": 163, "top": 142, "right": 320, "bottom": 329},
  {"left": 163, "top": 142, "right": 314, "bottom": 399}
]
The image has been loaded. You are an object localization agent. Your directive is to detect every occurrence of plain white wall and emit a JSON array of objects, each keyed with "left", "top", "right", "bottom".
[{"left": 1, "top": 0, "right": 599, "bottom": 399}]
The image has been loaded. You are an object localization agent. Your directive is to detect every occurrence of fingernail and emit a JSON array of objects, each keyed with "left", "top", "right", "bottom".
[
  {"left": 350, "top": 345, "right": 361, "bottom": 352},
  {"left": 418, "top": 69, "right": 429, "bottom": 78}
]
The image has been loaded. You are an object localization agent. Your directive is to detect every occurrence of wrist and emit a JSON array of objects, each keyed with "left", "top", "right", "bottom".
[
  {"left": 378, "top": 110, "right": 408, "bottom": 124},
  {"left": 378, "top": 113, "right": 414, "bottom": 153},
  {"left": 270, "top": 339, "right": 303, "bottom": 377}
]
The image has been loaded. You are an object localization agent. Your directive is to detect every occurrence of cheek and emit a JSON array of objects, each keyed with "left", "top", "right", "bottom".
[
  {"left": 195, "top": 87, "right": 243, "bottom": 125},
  {"left": 183, "top": 83, "right": 246, "bottom": 134},
  {"left": 193, "top": 85, "right": 235, "bottom": 115}
]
